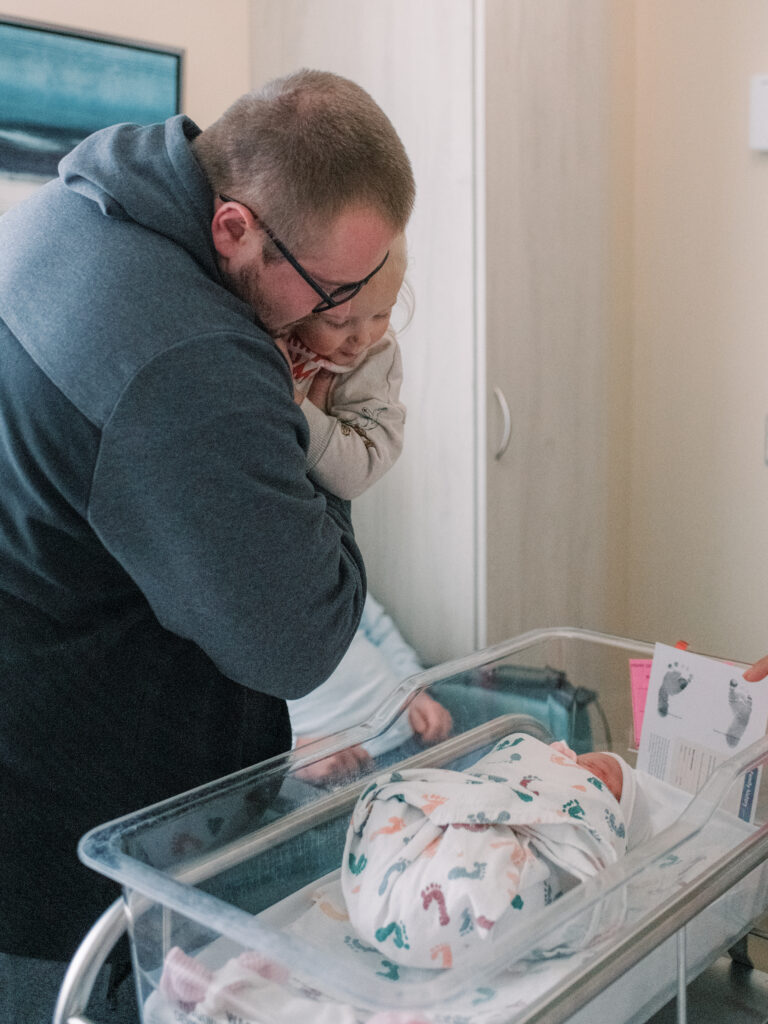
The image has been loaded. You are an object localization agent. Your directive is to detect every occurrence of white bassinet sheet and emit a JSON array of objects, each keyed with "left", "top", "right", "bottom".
[{"left": 142, "top": 771, "right": 767, "bottom": 1024}]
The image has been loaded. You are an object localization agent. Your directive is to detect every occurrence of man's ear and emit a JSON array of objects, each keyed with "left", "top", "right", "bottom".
[{"left": 211, "top": 202, "right": 258, "bottom": 264}]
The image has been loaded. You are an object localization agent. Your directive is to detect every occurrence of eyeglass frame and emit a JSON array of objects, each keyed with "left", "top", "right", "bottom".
[{"left": 218, "top": 194, "right": 389, "bottom": 313}]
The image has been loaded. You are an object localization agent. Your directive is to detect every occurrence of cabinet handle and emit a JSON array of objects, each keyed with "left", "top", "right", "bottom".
[{"left": 493, "top": 386, "right": 511, "bottom": 460}]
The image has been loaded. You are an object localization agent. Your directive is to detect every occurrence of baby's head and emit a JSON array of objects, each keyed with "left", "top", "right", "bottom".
[
  {"left": 284, "top": 232, "right": 408, "bottom": 367},
  {"left": 551, "top": 741, "right": 652, "bottom": 850},
  {"left": 575, "top": 751, "right": 624, "bottom": 800}
]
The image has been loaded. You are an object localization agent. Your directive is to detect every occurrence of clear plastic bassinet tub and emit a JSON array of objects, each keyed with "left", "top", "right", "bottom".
[{"left": 78, "top": 627, "right": 768, "bottom": 1024}]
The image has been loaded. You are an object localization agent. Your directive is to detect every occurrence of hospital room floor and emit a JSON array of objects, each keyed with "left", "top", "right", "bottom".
[
  {"left": 646, "top": 931, "right": 768, "bottom": 1023},
  {"left": 647, "top": 957, "right": 768, "bottom": 1022}
]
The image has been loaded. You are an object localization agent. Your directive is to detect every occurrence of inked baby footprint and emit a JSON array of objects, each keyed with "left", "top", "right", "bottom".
[
  {"left": 348, "top": 852, "right": 368, "bottom": 875},
  {"left": 378, "top": 859, "right": 408, "bottom": 895},
  {"left": 344, "top": 936, "right": 378, "bottom": 954},
  {"left": 376, "top": 960, "right": 400, "bottom": 981},
  {"left": 372, "top": 815, "right": 406, "bottom": 839},
  {"left": 495, "top": 736, "right": 525, "bottom": 751},
  {"left": 657, "top": 664, "right": 691, "bottom": 716},
  {"left": 604, "top": 809, "right": 626, "bottom": 839},
  {"left": 448, "top": 861, "right": 486, "bottom": 881},
  {"left": 421, "top": 883, "right": 450, "bottom": 925},
  {"left": 562, "top": 799, "right": 585, "bottom": 820},
  {"left": 420, "top": 793, "right": 449, "bottom": 814},
  {"left": 726, "top": 679, "right": 753, "bottom": 747},
  {"left": 375, "top": 921, "right": 410, "bottom": 950},
  {"left": 430, "top": 943, "right": 453, "bottom": 968},
  {"left": 519, "top": 775, "right": 541, "bottom": 794},
  {"left": 468, "top": 810, "right": 511, "bottom": 825}
]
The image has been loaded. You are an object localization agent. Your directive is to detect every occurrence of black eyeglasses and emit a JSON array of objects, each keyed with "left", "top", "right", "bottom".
[{"left": 218, "top": 194, "right": 389, "bottom": 313}]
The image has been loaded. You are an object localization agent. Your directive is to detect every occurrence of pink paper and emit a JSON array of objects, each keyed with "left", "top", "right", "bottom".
[{"left": 629, "top": 659, "right": 653, "bottom": 747}]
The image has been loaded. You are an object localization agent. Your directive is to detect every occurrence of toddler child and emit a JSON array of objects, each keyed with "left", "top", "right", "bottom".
[
  {"left": 279, "top": 233, "right": 409, "bottom": 501},
  {"left": 341, "top": 732, "right": 652, "bottom": 969}
]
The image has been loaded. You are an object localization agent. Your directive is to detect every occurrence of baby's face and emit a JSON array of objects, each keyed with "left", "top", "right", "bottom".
[
  {"left": 287, "top": 234, "right": 406, "bottom": 366},
  {"left": 576, "top": 752, "right": 623, "bottom": 801}
]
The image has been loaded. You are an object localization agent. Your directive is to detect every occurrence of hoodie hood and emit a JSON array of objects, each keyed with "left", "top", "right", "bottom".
[
  {"left": 58, "top": 115, "right": 221, "bottom": 281},
  {"left": 0, "top": 114, "right": 270, "bottom": 428}
]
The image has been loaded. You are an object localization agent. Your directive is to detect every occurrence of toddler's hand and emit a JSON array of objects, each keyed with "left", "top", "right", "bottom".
[
  {"left": 306, "top": 368, "right": 335, "bottom": 411},
  {"left": 408, "top": 693, "right": 452, "bottom": 745}
]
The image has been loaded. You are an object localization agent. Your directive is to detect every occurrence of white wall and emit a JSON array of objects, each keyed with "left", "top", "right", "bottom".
[{"left": 629, "top": 1, "right": 768, "bottom": 662}]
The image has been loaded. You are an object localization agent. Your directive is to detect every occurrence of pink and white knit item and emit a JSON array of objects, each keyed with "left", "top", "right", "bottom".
[{"left": 285, "top": 336, "right": 349, "bottom": 394}]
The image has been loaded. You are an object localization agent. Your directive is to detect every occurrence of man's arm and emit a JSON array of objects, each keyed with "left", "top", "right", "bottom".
[{"left": 89, "top": 333, "right": 365, "bottom": 698}]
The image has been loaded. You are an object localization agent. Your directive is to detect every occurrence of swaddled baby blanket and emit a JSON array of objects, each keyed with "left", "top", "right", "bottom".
[{"left": 341, "top": 733, "right": 628, "bottom": 969}]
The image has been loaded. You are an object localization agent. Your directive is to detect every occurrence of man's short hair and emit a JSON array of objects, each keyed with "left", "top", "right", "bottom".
[{"left": 193, "top": 69, "right": 415, "bottom": 251}]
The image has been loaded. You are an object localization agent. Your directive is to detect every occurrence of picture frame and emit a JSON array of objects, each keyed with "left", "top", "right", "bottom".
[{"left": 0, "top": 16, "right": 182, "bottom": 211}]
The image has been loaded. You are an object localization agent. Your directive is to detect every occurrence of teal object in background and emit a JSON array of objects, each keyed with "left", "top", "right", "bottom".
[
  {"left": 0, "top": 19, "right": 181, "bottom": 176},
  {"left": 431, "top": 664, "right": 605, "bottom": 755}
]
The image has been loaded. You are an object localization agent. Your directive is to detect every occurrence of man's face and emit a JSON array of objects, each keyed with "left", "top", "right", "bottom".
[{"left": 226, "top": 205, "right": 395, "bottom": 337}]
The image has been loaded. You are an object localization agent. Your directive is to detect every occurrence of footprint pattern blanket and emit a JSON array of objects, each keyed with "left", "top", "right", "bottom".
[{"left": 341, "top": 733, "right": 628, "bottom": 969}]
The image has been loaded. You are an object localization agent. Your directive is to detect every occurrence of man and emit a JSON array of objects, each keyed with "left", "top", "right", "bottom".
[{"left": 0, "top": 69, "right": 414, "bottom": 1020}]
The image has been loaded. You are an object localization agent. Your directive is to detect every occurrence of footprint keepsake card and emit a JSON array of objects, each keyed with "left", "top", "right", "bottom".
[{"left": 636, "top": 643, "right": 768, "bottom": 822}]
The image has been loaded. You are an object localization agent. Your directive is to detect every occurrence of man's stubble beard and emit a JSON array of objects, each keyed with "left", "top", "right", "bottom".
[{"left": 221, "top": 263, "right": 282, "bottom": 337}]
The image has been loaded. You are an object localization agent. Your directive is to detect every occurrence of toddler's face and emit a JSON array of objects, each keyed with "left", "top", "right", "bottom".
[
  {"left": 576, "top": 752, "right": 623, "bottom": 801},
  {"left": 286, "top": 234, "right": 406, "bottom": 367}
]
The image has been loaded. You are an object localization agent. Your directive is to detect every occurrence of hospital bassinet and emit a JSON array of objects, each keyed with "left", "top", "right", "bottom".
[{"left": 65, "top": 627, "right": 768, "bottom": 1024}]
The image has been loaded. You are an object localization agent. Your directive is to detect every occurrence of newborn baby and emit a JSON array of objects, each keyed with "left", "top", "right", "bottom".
[{"left": 341, "top": 733, "right": 651, "bottom": 969}]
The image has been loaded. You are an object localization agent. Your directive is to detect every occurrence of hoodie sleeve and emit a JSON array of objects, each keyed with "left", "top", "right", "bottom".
[
  {"left": 301, "top": 331, "right": 405, "bottom": 500},
  {"left": 88, "top": 332, "right": 365, "bottom": 699}
]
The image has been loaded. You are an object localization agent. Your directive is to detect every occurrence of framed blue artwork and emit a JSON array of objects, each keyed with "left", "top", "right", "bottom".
[{"left": 0, "top": 17, "right": 182, "bottom": 180}]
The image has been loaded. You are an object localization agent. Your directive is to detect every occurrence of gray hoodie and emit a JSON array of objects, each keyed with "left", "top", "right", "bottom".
[{"left": 0, "top": 115, "right": 365, "bottom": 958}]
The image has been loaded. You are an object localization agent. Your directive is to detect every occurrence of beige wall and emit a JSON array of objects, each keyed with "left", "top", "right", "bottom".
[
  {"left": 630, "top": 1, "right": 768, "bottom": 662},
  {"left": 0, "top": 0, "right": 251, "bottom": 128}
]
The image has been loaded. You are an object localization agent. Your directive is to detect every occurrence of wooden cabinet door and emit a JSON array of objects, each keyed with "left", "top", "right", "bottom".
[{"left": 483, "top": 0, "right": 630, "bottom": 645}]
